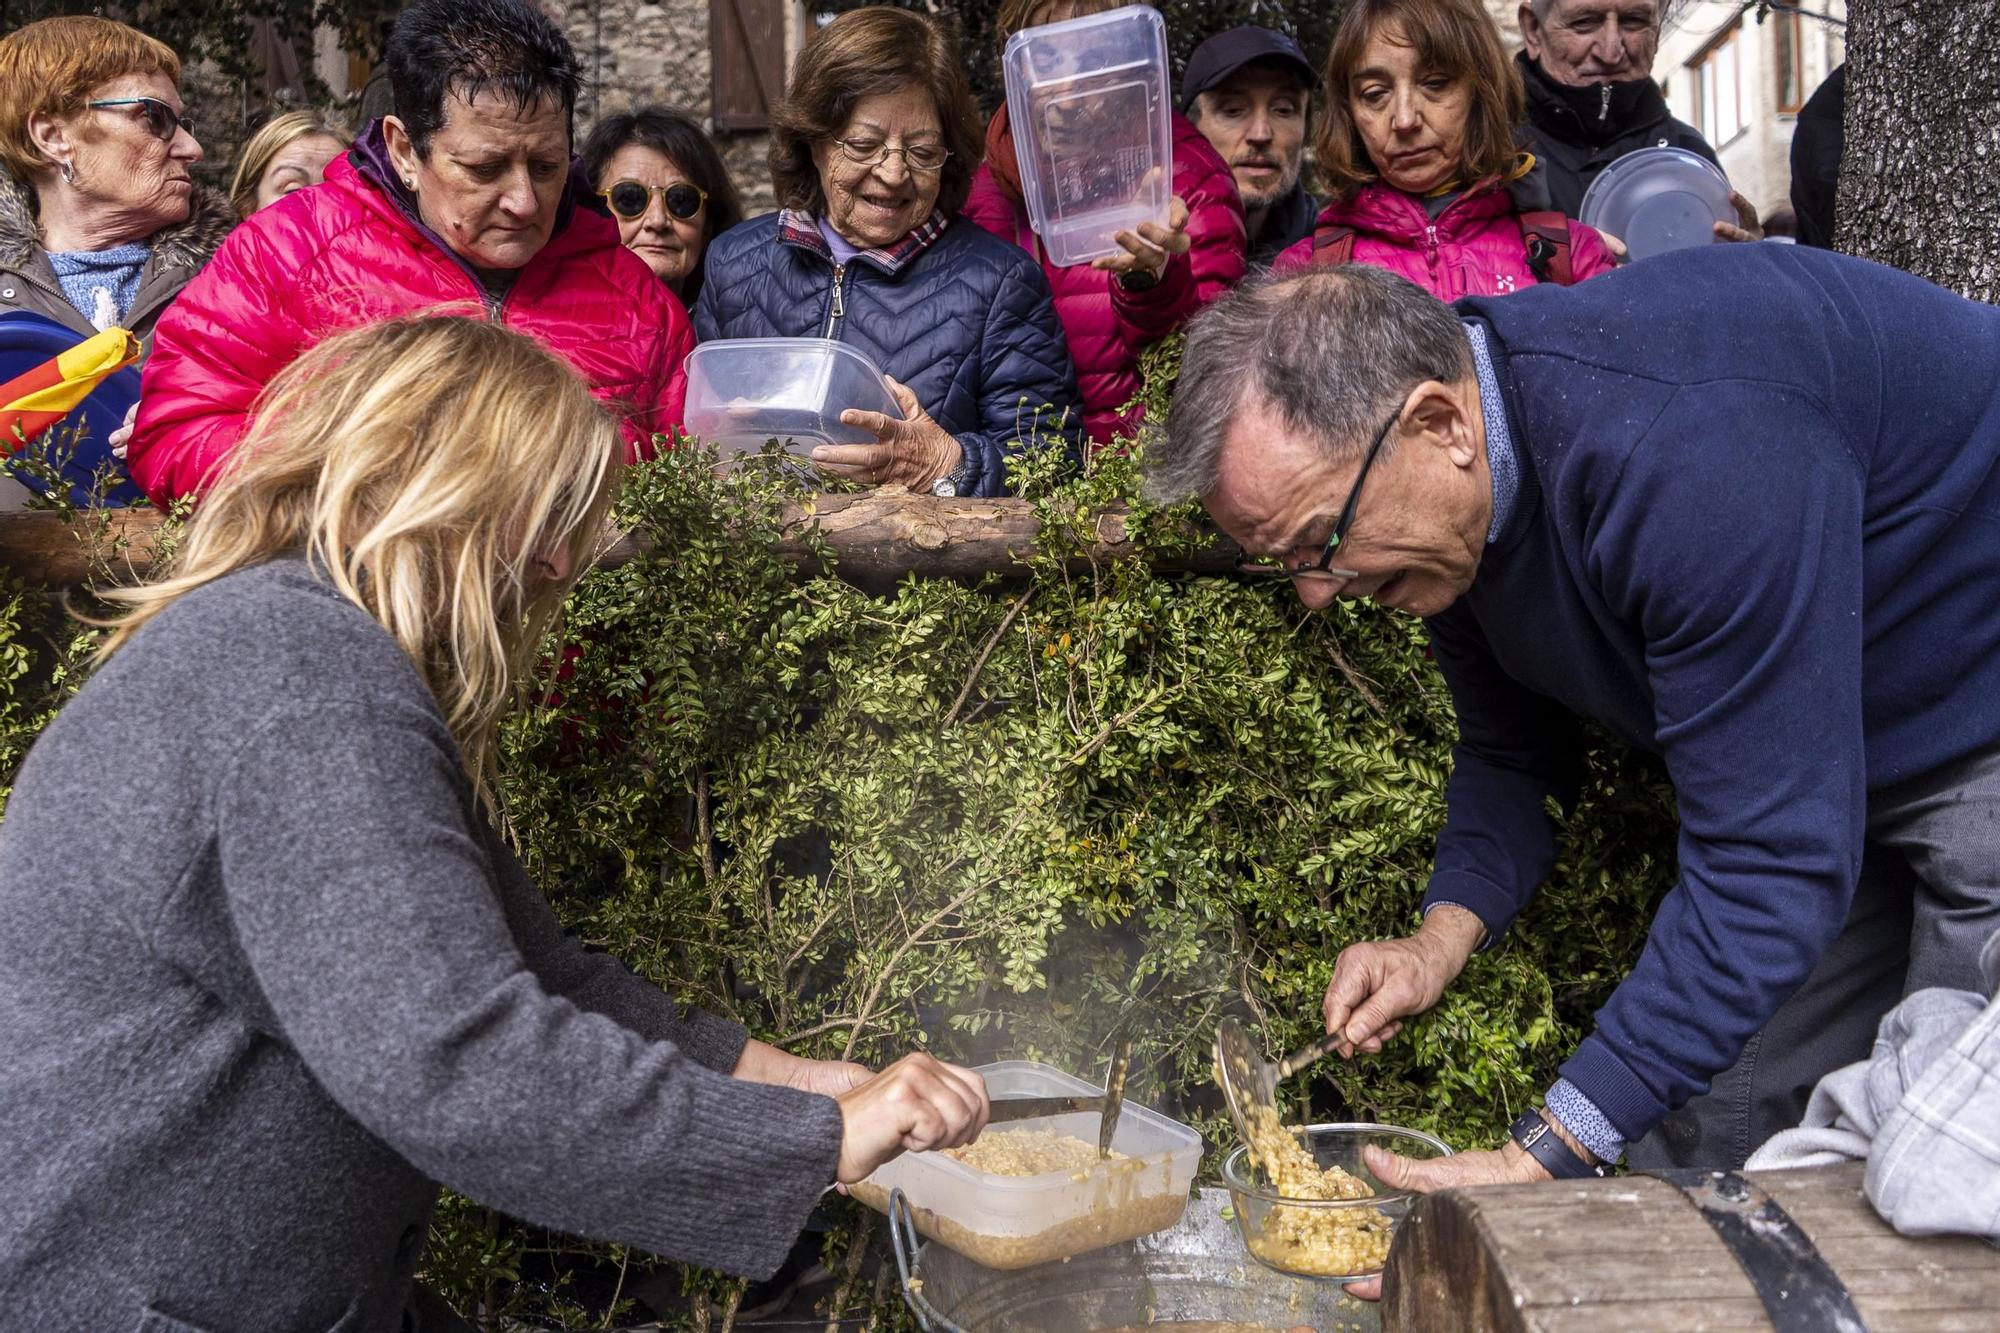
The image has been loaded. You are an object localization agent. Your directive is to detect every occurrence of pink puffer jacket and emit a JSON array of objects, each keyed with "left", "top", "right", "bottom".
[
  {"left": 131, "top": 126, "right": 691, "bottom": 505},
  {"left": 963, "top": 111, "right": 1245, "bottom": 446},
  {"left": 1271, "top": 174, "right": 1615, "bottom": 299}
]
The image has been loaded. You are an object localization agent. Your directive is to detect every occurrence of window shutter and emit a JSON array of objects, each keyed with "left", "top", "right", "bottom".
[{"left": 711, "top": 0, "right": 787, "bottom": 132}]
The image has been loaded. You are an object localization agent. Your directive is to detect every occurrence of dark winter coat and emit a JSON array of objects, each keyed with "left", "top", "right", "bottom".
[
  {"left": 1516, "top": 52, "right": 1722, "bottom": 218},
  {"left": 693, "top": 210, "right": 1082, "bottom": 497},
  {"left": 1249, "top": 178, "right": 1320, "bottom": 270},
  {"left": 1791, "top": 64, "right": 1845, "bottom": 249}
]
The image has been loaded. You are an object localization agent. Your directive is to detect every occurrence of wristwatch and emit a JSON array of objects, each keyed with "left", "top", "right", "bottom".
[
  {"left": 1117, "top": 265, "right": 1161, "bottom": 293},
  {"left": 930, "top": 451, "right": 975, "bottom": 497},
  {"left": 1510, "top": 1108, "right": 1609, "bottom": 1180}
]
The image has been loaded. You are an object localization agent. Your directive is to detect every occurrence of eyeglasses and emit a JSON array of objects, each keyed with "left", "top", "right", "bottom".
[
  {"left": 601, "top": 179, "right": 708, "bottom": 221},
  {"left": 87, "top": 97, "right": 183, "bottom": 143},
  {"left": 1235, "top": 408, "right": 1401, "bottom": 588},
  {"left": 831, "top": 137, "right": 951, "bottom": 173}
]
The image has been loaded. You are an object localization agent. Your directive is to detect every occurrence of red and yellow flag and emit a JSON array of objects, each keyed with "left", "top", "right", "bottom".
[{"left": 0, "top": 326, "right": 141, "bottom": 456}]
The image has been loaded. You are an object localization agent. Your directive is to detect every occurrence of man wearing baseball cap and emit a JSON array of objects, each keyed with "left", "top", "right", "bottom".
[{"left": 1180, "top": 26, "right": 1319, "bottom": 268}]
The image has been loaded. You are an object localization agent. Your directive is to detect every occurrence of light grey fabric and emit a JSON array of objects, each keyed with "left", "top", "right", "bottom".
[
  {"left": 1631, "top": 742, "right": 2000, "bottom": 1172},
  {"left": 1750, "top": 934, "right": 2000, "bottom": 1244},
  {"left": 0, "top": 557, "right": 844, "bottom": 1332}
]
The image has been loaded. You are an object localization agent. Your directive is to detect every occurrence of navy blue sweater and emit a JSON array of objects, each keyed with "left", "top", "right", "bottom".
[{"left": 1435, "top": 245, "right": 2000, "bottom": 1142}]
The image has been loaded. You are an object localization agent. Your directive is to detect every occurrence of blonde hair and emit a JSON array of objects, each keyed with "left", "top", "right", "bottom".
[
  {"left": 96, "top": 316, "right": 623, "bottom": 811},
  {"left": 0, "top": 16, "right": 182, "bottom": 183},
  {"left": 228, "top": 109, "right": 351, "bottom": 217}
]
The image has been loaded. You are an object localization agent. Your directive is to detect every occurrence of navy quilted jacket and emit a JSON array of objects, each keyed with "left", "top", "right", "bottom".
[{"left": 693, "top": 210, "right": 1082, "bottom": 497}]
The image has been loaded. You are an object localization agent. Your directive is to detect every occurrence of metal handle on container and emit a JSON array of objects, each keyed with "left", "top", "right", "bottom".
[{"left": 887, "top": 1187, "right": 970, "bottom": 1333}]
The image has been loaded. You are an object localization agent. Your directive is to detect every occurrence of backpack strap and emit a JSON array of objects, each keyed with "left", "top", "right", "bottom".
[
  {"left": 1518, "top": 210, "right": 1574, "bottom": 286},
  {"left": 1310, "top": 221, "right": 1359, "bottom": 267}
]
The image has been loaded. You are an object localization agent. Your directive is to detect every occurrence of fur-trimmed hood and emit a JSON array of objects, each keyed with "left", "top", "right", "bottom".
[{"left": 0, "top": 163, "right": 236, "bottom": 274}]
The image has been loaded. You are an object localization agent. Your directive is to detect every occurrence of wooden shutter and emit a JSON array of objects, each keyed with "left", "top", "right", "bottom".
[{"left": 711, "top": 0, "right": 787, "bottom": 132}]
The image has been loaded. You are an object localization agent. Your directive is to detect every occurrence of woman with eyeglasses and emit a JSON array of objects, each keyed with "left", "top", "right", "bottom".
[
  {"left": 694, "top": 7, "right": 1081, "bottom": 498},
  {"left": 126, "top": 0, "right": 695, "bottom": 507},
  {"left": 0, "top": 17, "right": 231, "bottom": 344},
  {"left": 581, "top": 107, "right": 743, "bottom": 311},
  {"left": 0, "top": 18, "right": 234, "bottom": 508}
]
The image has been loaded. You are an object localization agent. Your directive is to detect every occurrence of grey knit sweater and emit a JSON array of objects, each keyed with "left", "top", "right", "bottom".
[{"left": 0, "top": 558, "right": 844, "bottom": 1333}]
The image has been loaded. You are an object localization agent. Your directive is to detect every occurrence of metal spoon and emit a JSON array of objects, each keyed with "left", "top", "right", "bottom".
[{"left": 1213, "top": 1018, "right": 1346, "bottom": 1142}]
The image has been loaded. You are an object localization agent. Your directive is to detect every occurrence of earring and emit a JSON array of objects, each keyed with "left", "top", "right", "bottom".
[{"left": 58, "top": 160, "right": 75, "bottom": 185}]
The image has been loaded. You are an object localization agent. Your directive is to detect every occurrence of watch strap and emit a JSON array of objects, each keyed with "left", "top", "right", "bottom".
[{"left": 1510, "top": 1108, "right": 1608, "bottom": 1180}]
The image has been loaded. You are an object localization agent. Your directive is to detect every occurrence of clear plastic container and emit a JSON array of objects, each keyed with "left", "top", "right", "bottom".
[
  {"left": 680, "top": 337, "right": 901, "bottom": 455},
  {"left": 851, "top": 1059, "right": 1202, "bottom": 1269},
  {"left": 1221, "top": 1123, "right": 1453, "bottom": 1284},
  {"left": 1578, "top": 146, "right": 1735, "bottom": 261},
  {"left": 1002, "top": 5, "right": 1172, "bottom": 268}
]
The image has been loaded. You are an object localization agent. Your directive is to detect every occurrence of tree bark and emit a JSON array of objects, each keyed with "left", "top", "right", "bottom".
[
  {"left": 1839, "top": 0, "right": 2000, "bottom": 299},
  {"left": 0, "top": 494, "right": 1241, "bottom": 591}
]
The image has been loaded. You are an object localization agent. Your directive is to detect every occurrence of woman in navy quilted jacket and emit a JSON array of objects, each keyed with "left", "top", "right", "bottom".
[{"left": 694, "top": 7, "right": 1082, "bottom": 498}]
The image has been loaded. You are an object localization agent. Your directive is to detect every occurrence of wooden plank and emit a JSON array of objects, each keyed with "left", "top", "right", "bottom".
[
  {"left": 0, "top": 496, "right": 1243, "bottom": 591},
  {"left": 1383, "top": 1163, "right": 2000, "bottom": 1333}
]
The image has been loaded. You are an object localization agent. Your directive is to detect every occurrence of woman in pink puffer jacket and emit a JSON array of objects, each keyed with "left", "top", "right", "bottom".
[
  {"left": 964, "top": 0, "right": 1245, "bottom": 448},
  {"left": 1273, "top": 0, "right": 1613, "bottom": 298}
]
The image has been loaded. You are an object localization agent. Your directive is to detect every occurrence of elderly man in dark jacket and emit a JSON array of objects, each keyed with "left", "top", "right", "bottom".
[
  {"left": 1515, "top": 0, "right": 1758, "bottom": 240},
  {"left": 1147, "top": 252, "right": 2000, "bottom": 1209}
]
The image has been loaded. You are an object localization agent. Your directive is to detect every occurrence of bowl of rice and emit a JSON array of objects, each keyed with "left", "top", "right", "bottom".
[{"left": 1220, "top": 1119, "right": 1452, "bottom": 1283}]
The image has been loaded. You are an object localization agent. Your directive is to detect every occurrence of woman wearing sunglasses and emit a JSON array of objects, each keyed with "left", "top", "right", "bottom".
[
  {"left": 695, "top": 7, "right": 1081, "bottom": 498},
  {"left": 127, "top": 0, "right": 695, "bottom": 508},
  {"left": 0, "top": 17, "right": 233, "bottom": 510},
  {"left": 581, "top": 107, "right": 743, "bottom": 311}
]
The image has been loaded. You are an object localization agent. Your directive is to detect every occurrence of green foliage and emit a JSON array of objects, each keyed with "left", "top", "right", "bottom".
[{"left": 0, "top": 364, "right": 1676, "bottom": 1331}]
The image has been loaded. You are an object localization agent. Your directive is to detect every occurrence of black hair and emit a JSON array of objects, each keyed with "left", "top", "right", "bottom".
[
  {"left": 386, "top": 0, "right": 583, "bottom": 155},
  {"left": 579, "top": 106, "right": 746, "bottom": 307}
]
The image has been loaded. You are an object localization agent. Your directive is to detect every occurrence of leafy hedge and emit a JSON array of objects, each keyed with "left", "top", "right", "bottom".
[{"left": 0, "top": 357, "right": 1679, "bottom": 1329}]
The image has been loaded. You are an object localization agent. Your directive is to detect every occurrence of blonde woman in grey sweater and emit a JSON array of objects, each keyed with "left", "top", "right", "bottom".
[{"left": 0, "top": 315, "right": 989, "bottom": 1333}]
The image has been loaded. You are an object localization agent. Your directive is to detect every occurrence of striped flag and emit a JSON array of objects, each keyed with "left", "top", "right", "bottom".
[{"left": 0, "top": 326, "right": 141, "bottom": 456}]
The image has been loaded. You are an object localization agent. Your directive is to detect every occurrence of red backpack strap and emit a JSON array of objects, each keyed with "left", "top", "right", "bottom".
[
  {"left": 1311, "top": 222, "right": 1359, "bottom": 266},
  {"left": 1518, "top": 210, "right": 1574, "bottom": 286}
]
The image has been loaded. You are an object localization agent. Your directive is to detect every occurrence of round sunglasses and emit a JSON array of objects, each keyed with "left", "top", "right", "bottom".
[
  {"left": 88, "top": 97, "right": 184, "bottom": 144},
  {"left": 600, "top": 179, "right": 708, "bottom": 222}
]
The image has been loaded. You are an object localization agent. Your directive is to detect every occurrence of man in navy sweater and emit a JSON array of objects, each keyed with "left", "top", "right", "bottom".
[{"left": 1148, "top": 252, "right": 2000, "bottom": 1193}]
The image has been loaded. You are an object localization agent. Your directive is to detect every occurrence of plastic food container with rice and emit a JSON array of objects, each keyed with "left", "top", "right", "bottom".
[
  {"left": 851, "top": 1059, "right": 1202, "bottom": 1270},
  {"left": 679, "top": 337, "right": 901, "bottom": 457}
]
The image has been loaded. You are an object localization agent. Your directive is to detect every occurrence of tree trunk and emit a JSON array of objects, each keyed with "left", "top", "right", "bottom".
[
  {"left": 0, "top": 495, "right": 1241, "bottom": 591},
  {"left": 1839, "top": 0, "right": 2000, "bottom": 298}
]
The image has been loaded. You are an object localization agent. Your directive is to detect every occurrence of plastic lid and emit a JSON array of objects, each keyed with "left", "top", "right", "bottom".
[
  {"left": 681, "top": 337, "right": 901, "bottom": 456},
  {"left": 1002, "top": 5, "right": 1171, "bottom": 269},
  {"left": 1578, "top": 146, "right": 1734, "bottom": 260}
]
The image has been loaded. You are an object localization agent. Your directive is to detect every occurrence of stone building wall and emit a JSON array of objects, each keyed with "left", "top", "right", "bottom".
[{"left": 545, "top": 0, "right": 782, "bottom": 214}]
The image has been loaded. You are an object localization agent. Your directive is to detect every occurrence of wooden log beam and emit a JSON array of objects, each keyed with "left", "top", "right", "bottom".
[
  {"left": 0, "top": 492, "right": 1242, "bottom": 590},
  {"left": 1383, "top": 1162, "right": 2000, "bottom": 1332}
]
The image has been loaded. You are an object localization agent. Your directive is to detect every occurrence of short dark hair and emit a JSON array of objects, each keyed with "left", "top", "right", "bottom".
[
  {"left": 1316, "top": 0, "right": 1524, "bottom": 203},
  {"left": 768, "top": 7, "right": 983, "bottom": 218},
  {"left": 581, "top": 106, "right": 746, "bottom": 307},
  {"left": 386, "top": 0, "right": 582, "bottom": 156}
]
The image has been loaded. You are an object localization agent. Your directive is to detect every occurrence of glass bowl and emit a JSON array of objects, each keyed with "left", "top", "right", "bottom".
[{"left": 1220, "top": 1122, "right": 1453, "bottom": 1284}]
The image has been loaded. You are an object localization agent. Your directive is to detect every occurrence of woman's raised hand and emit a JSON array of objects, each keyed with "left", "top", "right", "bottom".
[
  {"left": 1092, "top": 193, "right": 1192, "bottom": 280},
  {"left": 834, "top": 1052, "right": 991, "bottom": 1184},
  {"left": 821, "top": 376, "right": 964, "bottom": 489}
]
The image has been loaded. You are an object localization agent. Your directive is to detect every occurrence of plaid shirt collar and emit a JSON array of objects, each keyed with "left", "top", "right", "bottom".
[{"left": 776, "top": 207, "right": 949, "bottom": 275}]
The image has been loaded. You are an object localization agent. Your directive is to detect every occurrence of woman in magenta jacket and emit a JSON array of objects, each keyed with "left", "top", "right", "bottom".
[
  {"left": 1272, "top": 0, "right": 1615, "bottom": 298},
  {"left": 128, "top": 0, "right": 693, "bottom": 506},
  {"left": 963, "top": 0, "right": 1246, "bottom": 449}
]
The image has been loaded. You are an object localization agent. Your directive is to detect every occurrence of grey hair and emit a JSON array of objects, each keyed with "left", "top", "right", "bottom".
[{"left": 1145, "top": 266, "right": 1472, "bottom": 504}]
